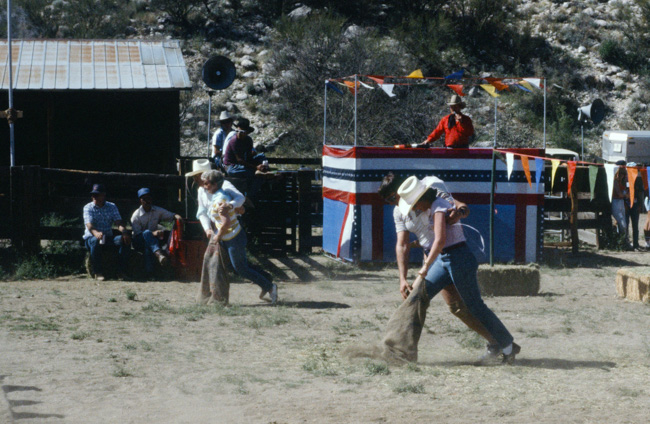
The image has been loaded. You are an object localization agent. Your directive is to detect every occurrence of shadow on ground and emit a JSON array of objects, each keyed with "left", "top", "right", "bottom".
[{"left": 542, "top": 248, "right": 645, "bottom": 269}]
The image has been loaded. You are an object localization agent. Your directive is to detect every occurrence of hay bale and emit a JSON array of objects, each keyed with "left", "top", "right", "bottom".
[
  {"left": 477, "top": 264, "right": 540, "bottom": 296},
  {"left": 616, "top": 268, "right": 650, "bottom": 303}
]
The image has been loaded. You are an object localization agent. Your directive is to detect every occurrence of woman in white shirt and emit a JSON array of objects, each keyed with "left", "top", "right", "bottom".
[{"left": 397, "top": 176, "right": 519, "bottom": 364}]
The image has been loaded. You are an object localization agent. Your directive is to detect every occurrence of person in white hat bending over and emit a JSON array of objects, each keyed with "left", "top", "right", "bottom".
[
  {"left": 396, "top": 176, "right": 520, "bottom": 364},
  {"left": 211, "top": 111, "right": 234, "bottom": 169},
  {"left": 421, "top": 94, "right": 474, "bottom": 148}
]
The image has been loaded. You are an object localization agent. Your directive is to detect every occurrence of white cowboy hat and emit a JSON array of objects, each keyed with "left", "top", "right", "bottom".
[
  {"left": 185, "top": 159, "right": 212, "bottom": 177},
  {"left": 447, "top": 94, "right": 466, "bottom": 108},
  {"left": 218, "top": 111, "right": 233, "bottom": 121},
  {"left": 397, "top": 176, "right": 429, "bottom": 216}
]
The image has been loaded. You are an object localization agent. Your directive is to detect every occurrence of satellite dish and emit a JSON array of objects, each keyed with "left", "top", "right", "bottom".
[
  {"left": 201, "top": 56, "right": 236, "bottom": 90},
  {"left": 577, "top": 98, "right": 605, "bottom": 124}
]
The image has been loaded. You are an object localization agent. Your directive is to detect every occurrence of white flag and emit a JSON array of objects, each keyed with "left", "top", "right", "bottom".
[
  {"left": 360, "top": 81, "right": 374, "bottom": 90},
  {"left": 523, "top": 78, "right": 543, "bottom": 89},
  {"left": 381, "top": 84, "right": 396, "bottom": 97},
  {"left": 506, "top": 153, "right": 514, "bottom": 181},
  {"left": 604, "top": 164, "right": 617, "bottom": 202}
]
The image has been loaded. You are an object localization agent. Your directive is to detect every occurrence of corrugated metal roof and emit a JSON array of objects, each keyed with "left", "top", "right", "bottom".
[{"left": 0, "top": 39, "right": 192, "bottom": 90}]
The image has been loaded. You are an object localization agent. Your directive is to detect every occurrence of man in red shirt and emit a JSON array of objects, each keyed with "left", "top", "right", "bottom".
[{"left": 422, "top": 94, "right": 474, "bottom": 148}]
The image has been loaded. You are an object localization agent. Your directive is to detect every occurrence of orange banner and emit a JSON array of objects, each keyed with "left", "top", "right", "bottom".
[
  {"left": 627, "top": 167, "right": 639, "bottom": 208},
  {"left": 567, "top": 161, "right": 577, "bottom": 194},
  {"left": 521, "top": 155, "right": 532, "bottom": 187}
]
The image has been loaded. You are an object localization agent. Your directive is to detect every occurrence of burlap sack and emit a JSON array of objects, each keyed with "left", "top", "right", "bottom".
[
  {"left": 343, "top": 276, "right": 430, "bottom": 364},
  {"left": 197, "top": 237, "right": 230, "bottom": 305}
]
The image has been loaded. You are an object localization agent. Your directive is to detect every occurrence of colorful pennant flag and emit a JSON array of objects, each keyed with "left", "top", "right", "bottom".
[
  {"left": 367, "top": 75, "right": 385, "bottom": 85},
  {"left": 326, "top": 81, "right": 343, "bottom": 95},
  {"left": 535, "top": 158, "right": 544, "bottom": 191},
  {"left": 521, "top": 155, "right": 532, "bottom": 187},
  {"left": 343, "top": 80, "right": 359, "bottom": 94},
  {"left": 485, "top": 77, "right": 509, "bottom": 91},
  {"left": 588, "top": 165, "right": 599, "bottom": 200},
  {"left": 604, "top": 164, "right": 617, "bottom": 202},
  {"left": 447, "top": 84, "right": 466, "bottom": 96},
  {"left": 359, "top": 81, "right": 374, "bottom": 90},
  {"left": 519, "top": 80, "right": 535, "bottom": 91},
  {"left": 480, "top": 84, "right": 500, "bottom": 97},
  {"left": 494, "top": 150, "right": 506, "bottom": 165},
  {"left": 381, "top": 84, "right": 396, "bottom": 97},
  {"left": 567, "top": 161, "right": 577, "bottom": 194},
  {"left": 445, "top": 69, "right": 465, "bottom": 80},
  {"left": 627, "top": 167, "right": 639, "bottom": 208},
  {"left": 407, "top": 69, "right": 423, "bottom": 79},
  {"left": 523, "top": 78, "right": 543, "bottom": 89},
  {"left": 506, "top": 153, "right": 514, "bottom": 180},
  {"left": 550, "top": 159, "right": 560, "bottom": 191},
  {"left": 514, "top": 84, "right": 532, "bottom": 93}
]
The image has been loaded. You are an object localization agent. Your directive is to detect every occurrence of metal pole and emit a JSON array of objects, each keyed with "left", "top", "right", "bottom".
[
  {"left": 8, "top": 0, "right": 15, "bottom": 166},
  {"left": 354, "top": 75, "right": 358, "bottom": 147},
  {"left": 323, "top": 80, "right": 328, "bottom": 145},
  {"left": 493, "top": 97, "right": 497, "bottom": 148},
  {"left": 206, "top": 91, "right": 213, "bottom": 158},
  {"left": 580, "top": 124, "right": 584, "bottom": 160},
  {"left": 489, "top": 150, "right": 497, "bottom": 266},
  {"left": 543, "top": 78, "right": 547, "bottom": 150}
]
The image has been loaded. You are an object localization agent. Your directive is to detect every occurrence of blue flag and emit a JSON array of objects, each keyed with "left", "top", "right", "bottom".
[
  {"left": 535, "top": 158, "right": 544, "bottom": 191},
  {"left": 514, "top": 84, "right": 532, "bottom": 93},
  {"left": 445, "top": 69, "right": 465, "bottom": 80},
  {"left": 326, "top": 81, "right": 344, "bottom": 95}
]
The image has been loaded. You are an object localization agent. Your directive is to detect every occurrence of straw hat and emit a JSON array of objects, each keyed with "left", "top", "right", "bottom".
[
  {"left": 185, "top": 159, "right": 212, "bottom": 177},
  {"left": 397, "top": 176, "right": 429, "bottom": 215},
  {"left": 447, "top": 94, "right": 466, "bottom": 109},
  {"left": 218, "top": 111, "right": 233, "bottom": 122}
]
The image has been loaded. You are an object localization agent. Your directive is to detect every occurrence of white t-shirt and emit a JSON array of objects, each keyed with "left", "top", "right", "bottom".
[{"left": 196, "top": 181, "right": 245, "bottom": 232}]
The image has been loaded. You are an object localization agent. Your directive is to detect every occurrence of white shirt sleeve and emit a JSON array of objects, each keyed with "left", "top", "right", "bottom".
[
  {"left": 221, "top": 180, "right": 245, "bottom": 209},
  {"left": 196, "top": 188, "right": 212, "bottom": 232},
  {"left": 393, "top": 206, "right": 407, "bottom": 233}
]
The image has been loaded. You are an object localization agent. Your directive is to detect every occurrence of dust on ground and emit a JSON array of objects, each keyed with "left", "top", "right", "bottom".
[{"left": 0, "top": 247, "right": 649, "bottom": 424}]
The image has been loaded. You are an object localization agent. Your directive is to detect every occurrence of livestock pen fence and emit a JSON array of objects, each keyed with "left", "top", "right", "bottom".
[{"left": 0, "top": 160, "right": 322, "bottom": 256}]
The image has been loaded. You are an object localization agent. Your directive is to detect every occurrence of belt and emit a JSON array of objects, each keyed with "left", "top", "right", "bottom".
[{"left": 441, "top": 242, "right": 466, "bottom": 254}]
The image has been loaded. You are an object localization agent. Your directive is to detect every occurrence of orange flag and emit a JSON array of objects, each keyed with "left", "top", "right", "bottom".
[
  {"left": 567, "top": 161, "right": 577, "bottom": 194},
  {"left": 521, "top": 155, "right": 532, "bottom": 187},
  {"left": 485, "top": 77, "right": 509, "bottom": 91},
  {"left": 640, "top": 167, "right": 648, "bottom": 191},
  {"left": 447, "top": 84, "right": 466, "bottom": 96},
  {"left": 367, "top": 75, "right": 385, "bottom": 85},
  {"left": 343, "top": 80, "right": 360, "bottom": 94},
  {"left": 627, "top": 167, "right": 639, "bottom": 208}
]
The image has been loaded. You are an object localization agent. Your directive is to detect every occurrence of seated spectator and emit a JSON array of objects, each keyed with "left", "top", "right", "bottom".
[
  {"left": 82, "top": 184, "right": 131, "bottom": 281},
  {"left": 131, "top": 188, "right": 182, "bottom": 278},
  {"left": 211, "top": 111, "right": 233, "bottom": 170}
]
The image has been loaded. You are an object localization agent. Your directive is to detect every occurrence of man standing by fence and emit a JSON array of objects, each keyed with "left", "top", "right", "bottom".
[{"left": 82, "top": 184, "right": 131, "bottom": 281}]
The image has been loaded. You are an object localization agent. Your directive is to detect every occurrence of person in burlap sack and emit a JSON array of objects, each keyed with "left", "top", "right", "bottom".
[{"left": 197, "top": 170, "right": 277, "bottom": 305}]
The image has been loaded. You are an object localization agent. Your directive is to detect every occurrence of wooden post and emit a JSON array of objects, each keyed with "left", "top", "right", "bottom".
[
  {"left": 569, "top": 187, "right": 579, "bottom": 253},
  {"left": 10, "top": 166, "right": 42, "bottom": 252},
  {"left": 297, "top": 169, "right": 312, "bottom": 254}
]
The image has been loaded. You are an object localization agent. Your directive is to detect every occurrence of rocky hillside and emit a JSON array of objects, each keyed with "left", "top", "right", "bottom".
[{"left": 5, "top": 0, "right": 650, "bottom": 159}]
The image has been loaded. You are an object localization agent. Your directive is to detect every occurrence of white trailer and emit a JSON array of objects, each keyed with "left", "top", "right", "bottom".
[{"left": 602, "top": 130, "right": 650, "bottom": 164}]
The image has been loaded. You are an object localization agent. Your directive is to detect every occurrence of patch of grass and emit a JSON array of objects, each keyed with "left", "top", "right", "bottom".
[
  {"left": 618, "top": 387, "right": 642, "bottom": 398},
  {"left": 245, "top": 308, "right": 292, "bottom": 329},
  {"left": 112, "top": 366, "right": 133, "bottom": 378},
  {"left": 71, "top": 331, "right": 91, "bottom": 341},
  {"left": 406, "top": 363, "right": 422, "bottom": 373},
  {"left": 333, "top": 318, "right": 380, "bottom": 336},
  {"left": 456, "top": 331, "right": 484, "bottom": 350},
  {"left": 108, "top": 297, "right": 117, "bottom": 303},
  {"left": 125, "top": 290, "right": 138, "bottom": 301},
  {"left": 393, "top": 381, "right": 426, "bottom": 394},
  {"left": 10, "top": 317, "right": 60, "bottom": 332},
  {"left": 302, "top": 347, "right": 340, "bottom": 377},
  {"left": 364, "top": 361, "right": 390, "bottom": 376},
  {"left": 140, "top": 341, "right": 154, "bottom": 351},
  {"left": 527, "top": 330, "right": 549, "bottom": 339},
  {"left": 124, "top": 343, "right": 137, "bottom": 351}
]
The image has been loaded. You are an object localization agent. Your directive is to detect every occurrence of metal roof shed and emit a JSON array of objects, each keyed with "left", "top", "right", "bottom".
[{"left": 0, "top": 39, "right": 192, "bottom": 173}]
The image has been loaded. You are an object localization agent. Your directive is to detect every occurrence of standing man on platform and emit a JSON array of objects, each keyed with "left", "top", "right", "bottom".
[
  {"left": 211, "top": 111, "right": 234, "bottom": 169},
  {"left": 421, "top": 94, "right": 474, "bottom": 148}
]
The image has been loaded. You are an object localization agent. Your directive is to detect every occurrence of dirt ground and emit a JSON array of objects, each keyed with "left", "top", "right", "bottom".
[{"left": 1, "top": 246, "right": 649, "bottom": 424}]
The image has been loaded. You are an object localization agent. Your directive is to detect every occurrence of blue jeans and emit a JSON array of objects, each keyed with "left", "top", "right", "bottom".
[
  {"left": 133, "top": 230, "right": 162, "bottom": 275},
  {"left": 424, "top": 243, "right": 514, "bottom": 349},
  {"left": 85, "top": 234, "right": 130, "bottom": 276},
  {"left": 221, "top": 230, "right": 273, "bottom": 292}
]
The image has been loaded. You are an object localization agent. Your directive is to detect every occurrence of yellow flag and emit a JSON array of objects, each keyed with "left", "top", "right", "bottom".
[
  {"left": 407, "top": 69, "right": 423, "bottom": 78},
  {"left": 551, "top": 159, "right": 560, "bottom": 190},
  {"left": 519, "top": 80, "right": 534, "bottom": 91},
  {"left": 480, "top": 84, "right": 499, "bottom": 97}
]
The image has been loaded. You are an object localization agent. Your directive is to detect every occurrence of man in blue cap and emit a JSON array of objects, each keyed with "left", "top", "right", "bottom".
[
  {"left": 131, "top": 188, "right": 182, "bottom": 278},
  {"left": 83, "top": 184, "right": 131, "bottom": 281}
]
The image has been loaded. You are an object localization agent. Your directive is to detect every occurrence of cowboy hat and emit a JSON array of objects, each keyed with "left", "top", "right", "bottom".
[
  {"left": 90, "top": 183, "right": 106, "bottom": 195},
  {"left": 185, "top": 159, "right": 213, "bottom": 177},
  {"left": 233, "top": 118, "right": 255, "bottom": 134},
  {"left": 218, "top": 111, "right": 233, "bottom": 121},
  {"left": 397, "top": 176, "right": 429, "bottom": 216},
  {"left": 447, "top": 94, "right": 466, "bottom": 108}
]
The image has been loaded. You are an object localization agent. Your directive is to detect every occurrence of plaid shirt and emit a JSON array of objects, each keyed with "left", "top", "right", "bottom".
[{"left": 83, "top": 201, "right": 122, "bottom": 240}]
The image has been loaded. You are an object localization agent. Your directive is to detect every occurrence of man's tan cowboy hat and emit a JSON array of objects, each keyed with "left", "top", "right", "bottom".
[
  {"left": 218, "top": 111, "right": 233, "bottom": 122},
  {"left": 447, "top": 94, "right": 466, "bottom": 109},
  {"left": 397, "top": 176, "right": 429, "bottom": 216},
  {"left": 185, "top": 159, "right": 213, "bottom": 177}
]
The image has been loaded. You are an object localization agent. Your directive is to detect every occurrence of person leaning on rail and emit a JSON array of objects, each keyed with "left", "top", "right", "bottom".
[
  {"left": 378, "top": 172, "right": 501, "bottom": 361},
  {"left": 396, "top": 176, "right": 520, "bottom": 364},
  {"left": 419, "top": 94, "right": 475, "bottom": 149}
]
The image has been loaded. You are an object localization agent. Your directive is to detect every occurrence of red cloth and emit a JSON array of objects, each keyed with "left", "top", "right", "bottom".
[{"left": 426, "top": 114, "right": 474, "bottom": 147}]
